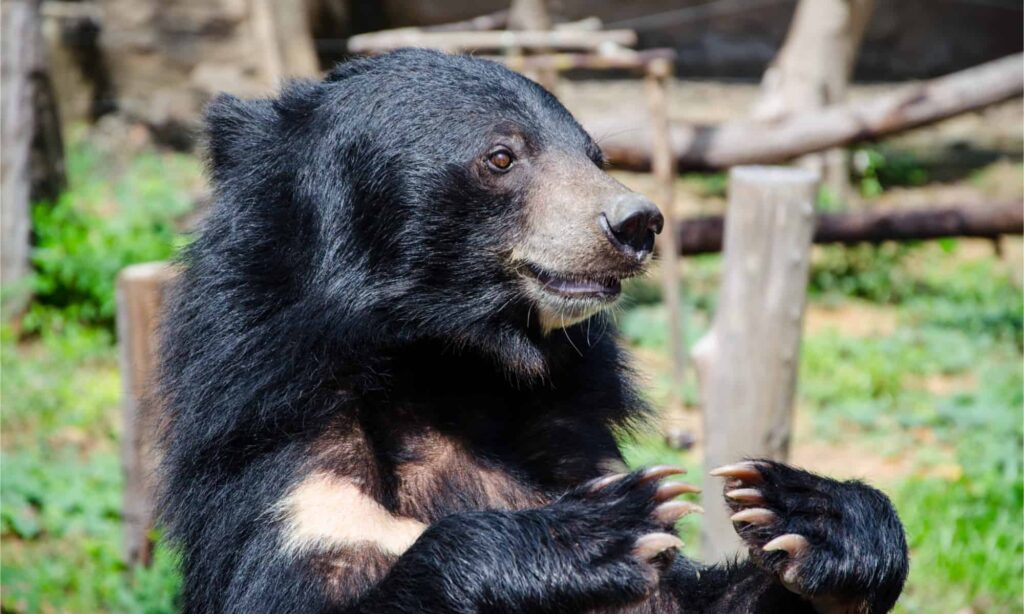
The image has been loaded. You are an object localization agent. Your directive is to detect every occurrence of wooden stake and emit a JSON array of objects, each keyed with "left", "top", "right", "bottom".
[
  {"left": 693, "top": 167, "right": 819, "bottom": 562},
  {"left": 117, "top": 262, "right": 176, "bottom": 566},
  {"left": 645, "top": 58, "right": 685, "bottom": 405}
]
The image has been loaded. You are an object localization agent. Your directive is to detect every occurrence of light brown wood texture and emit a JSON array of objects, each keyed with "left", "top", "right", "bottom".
[
  {"left": 645, "top": 58, "right": 685, "bottom": 405},
  {"left": 693, "top": 167, "right": 819, "bottom": 562},
  {"left": 753, "top": 0, "right": 876, "bottom": 201},
  {"left": 97, "top": 0, "right": 319, "bottom": 143},
  {"left": 487, "top": 48, "right": 675, "bottom": 72},
  {"left": 117, "top": 262, "right": 177, "bottom": 566},
  {"left": 508, "top": 0, "right": 551, "bottom": 31},
  {"left": 347, "top": 29, "right": 637, "bottom": 54},
  {"left": 2, "top": 0, "right": 64, "bottom": 313},
  {"left": 673, "top": 202, "right": 1024, "bottom": 256},
  {"left": 590, "top": 53, "right": 1024, "bottom": 172},
  {"left": 1, "top": 0, "right": 37, "bottom": 311}
]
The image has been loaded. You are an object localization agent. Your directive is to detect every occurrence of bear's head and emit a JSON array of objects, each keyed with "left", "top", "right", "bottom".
[{"left": 202, "top": 49, "right": 662, "bottom": 378}]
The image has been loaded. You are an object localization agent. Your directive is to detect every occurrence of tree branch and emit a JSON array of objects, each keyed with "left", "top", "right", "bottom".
[{"left": 591, "top": 54, "right": 1024, "bottom": 172}]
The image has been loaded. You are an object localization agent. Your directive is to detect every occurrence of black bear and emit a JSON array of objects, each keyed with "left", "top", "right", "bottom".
[{"left": 157, "top": 49, "right": 908, "bottom": 613}]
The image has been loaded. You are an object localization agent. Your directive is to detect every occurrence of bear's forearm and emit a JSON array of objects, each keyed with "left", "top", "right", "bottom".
[{"left": 344, "top": 511, "right": 563, "bottom": 613}]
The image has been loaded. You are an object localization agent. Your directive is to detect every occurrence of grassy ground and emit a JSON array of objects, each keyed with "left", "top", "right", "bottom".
[{"left": 1, "top": 139, "right": 1021, "bottom": 612}]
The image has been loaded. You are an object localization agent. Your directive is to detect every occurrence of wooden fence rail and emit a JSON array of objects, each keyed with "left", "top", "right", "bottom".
[{"left": 673, "top": 201, "right": 1024, "bottom": 256}]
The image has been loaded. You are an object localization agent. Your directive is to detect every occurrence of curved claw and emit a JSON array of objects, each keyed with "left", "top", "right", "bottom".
[
  {"left": 725, "top": 488, "right": 765, "bottom": 505},
  {"left": 633, "top": 532, "right": 684, "bottom": 561},
  {"left": 710, "top": 462, "right": 763, "bottom": 483},
  {"left": 730, "top": 507, "right": 776, "bottom": 524},
  {"left": 654, "top": 501, "right": 704, "bottom": 524},
  {"left": 655, "top": 481, "right": 701, "bottom": 501},
  {"left": 640, "top": 465, "right": 687, "bottom": 484},
  {"left": 589, "top": 473, "right": 627, "bottom": 492},
  {"left": 763, "top": 533, "right": 809, "bottom": 557}
]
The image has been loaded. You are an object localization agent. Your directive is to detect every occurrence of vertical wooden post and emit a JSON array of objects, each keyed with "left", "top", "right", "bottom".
[
  {"left": 693, "top": 166, "right": 818, "bottom": 561},
  {"left": 117, "top": 262, "right": 176, "bottom": 566},
  {"left": 753, "top": 0, "right": 875, "bottom": 204},
  {"left": 2, "top": 0, "right": 65, "bottom": 314},
  {"left": 508, "top": 0, "right": 558, "bottom": 92},
  {"left": 645, "top": 58, "right": 685, "bottom": 403}
]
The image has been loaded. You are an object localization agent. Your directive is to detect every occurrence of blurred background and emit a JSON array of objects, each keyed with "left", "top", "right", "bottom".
[{"left": 1, "top": 0, "right": 1021, "bottom": 612}]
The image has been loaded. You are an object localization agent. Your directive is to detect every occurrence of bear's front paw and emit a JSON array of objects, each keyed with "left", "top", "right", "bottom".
[
  {"left": 712, "top": 460, "right": 909, "bottom": 614},
  {"left": 549, "top": 466, "right": 702, "bottom": 604}
]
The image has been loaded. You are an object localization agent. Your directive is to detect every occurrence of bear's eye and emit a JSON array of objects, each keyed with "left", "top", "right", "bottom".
[{"left": 486, "top": 149, "right": 515, "bottom": 172}]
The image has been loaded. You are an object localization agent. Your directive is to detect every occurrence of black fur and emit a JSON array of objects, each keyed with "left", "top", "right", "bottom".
[{"left": 157, "top": 49, "right": 908, "bottom": 613}]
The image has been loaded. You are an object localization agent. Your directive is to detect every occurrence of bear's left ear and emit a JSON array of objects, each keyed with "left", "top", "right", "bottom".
[{"left": 204, "top": 93, "right": 277, "bottom": 184}]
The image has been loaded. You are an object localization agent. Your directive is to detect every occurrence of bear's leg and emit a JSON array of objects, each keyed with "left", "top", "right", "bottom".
[{"left": 698, "top": 460, "right": 909, "bottom": 613}]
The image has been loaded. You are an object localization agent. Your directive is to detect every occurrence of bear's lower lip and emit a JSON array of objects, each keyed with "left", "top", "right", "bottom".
[{"left": 523, "top": 265, "right": 621, "bottom": 300}]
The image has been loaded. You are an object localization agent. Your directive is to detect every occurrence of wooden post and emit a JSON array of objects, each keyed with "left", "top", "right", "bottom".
[
  {"left": 645, "top": 57, "right": 685, "bottom": 404},
  {"left": 117, "top": 262, "right": 176, "bottom": 566},
  {"left": 2, "top": 0, "right": 65, "bottom": 314},
  {"left": 753, "top": 0, "right": 875, "bottom": 203},
  {"left": 693, "top": 166, "right": 819, "bottom": 562}
]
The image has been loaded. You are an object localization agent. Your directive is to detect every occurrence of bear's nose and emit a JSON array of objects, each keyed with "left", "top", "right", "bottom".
[{"left": 601, "top": 193, "right": 664, "bottom": 260}]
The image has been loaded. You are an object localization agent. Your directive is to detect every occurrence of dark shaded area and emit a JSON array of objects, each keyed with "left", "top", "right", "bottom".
[{"left": 60, "top": 14, "right": 116, "bottom": 119}]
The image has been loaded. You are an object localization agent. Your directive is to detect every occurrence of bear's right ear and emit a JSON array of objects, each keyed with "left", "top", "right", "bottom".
[{"left": 204, "top": 93, "right": 277, "bottom": 181}]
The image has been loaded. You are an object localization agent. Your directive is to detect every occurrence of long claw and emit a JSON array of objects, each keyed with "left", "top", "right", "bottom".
[
  {"left": 730, "top": 507, "right": 776, "bottom": 524},
  {"left": 589, "top": 473, "right": 627, "bottom": 492},
  {"left": 710, "top": 462, "right": 763, "bottom": 482},
  {"left": 654, "top": 501, "right": 704, "bottom": 524},
  {"left": 725, "top": 488, "right": 765, "bottom": 504},
  {"left": 763, "top": 534, "right": 809, "bottom": 557},
  {"left": 655, "top": 481, "right": 701, "bottom": 501},
  {"left": 640, "top": 465, "right": 687, "bottom": 484},
  {"left": 633, "top": 532, "right": 684, "bottom": 561}
]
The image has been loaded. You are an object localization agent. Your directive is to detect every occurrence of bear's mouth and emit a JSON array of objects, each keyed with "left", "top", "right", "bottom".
[{"left": 521, "top": 264, "right": 622, "bottom": 301}]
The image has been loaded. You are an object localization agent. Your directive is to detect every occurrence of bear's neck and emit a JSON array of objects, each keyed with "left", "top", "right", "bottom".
[{"left": 347, "top": 334, "right": 642, "bottom": 429}]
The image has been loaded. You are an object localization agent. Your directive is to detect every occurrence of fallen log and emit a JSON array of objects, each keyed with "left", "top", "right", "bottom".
[
  {"left": 674, "top": 202, "right": 1024, "bottom": 255},
  {"left": 348, "top": 28, "right": 636, "bottom": 54},
  {"left": 590, "top": 53, "right": 1024, "bottom": 172}
]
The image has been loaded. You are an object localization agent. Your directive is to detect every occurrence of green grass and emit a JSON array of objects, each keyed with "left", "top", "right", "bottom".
[
  {"left": 1, "top": 326, "right": 181, "bottom": 613},
  {"left": 618, "top": 241, "right": 1023, "bottom": 612},
  {"left": 2, "top": 137, "right": 195, "bottom": 613}
]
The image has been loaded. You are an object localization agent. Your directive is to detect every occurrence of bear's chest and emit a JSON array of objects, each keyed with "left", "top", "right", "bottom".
[
  {"left": 313, "top": 411, "right": 557, "bottom": 522},
  {"left": 390, "top": 429, "right": 552, "bottom": 523}
]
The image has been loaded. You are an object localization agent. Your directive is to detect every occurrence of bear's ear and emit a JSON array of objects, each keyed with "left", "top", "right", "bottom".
[{"left": 203, "top": 93, "right": 277, "bottom": 181}]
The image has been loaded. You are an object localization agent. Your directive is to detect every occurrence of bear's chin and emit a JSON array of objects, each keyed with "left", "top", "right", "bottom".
[{"left": 534, "top": 302, "right": 608, "bottom": 335}]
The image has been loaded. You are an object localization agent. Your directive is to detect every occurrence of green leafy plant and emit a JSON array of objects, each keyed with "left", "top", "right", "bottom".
[
  {"left": 24, "top": 142, "right": 199, "bottom": 333},
  {"left": 809, "top": 243, "right": 919, "bottom": 303},
  {"left": 853, "top": 147, "right": 928, "bottom": 198}
]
